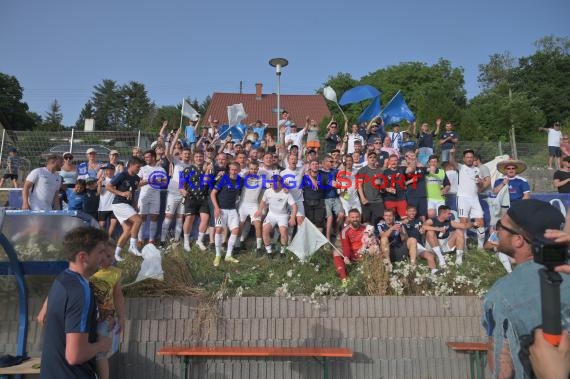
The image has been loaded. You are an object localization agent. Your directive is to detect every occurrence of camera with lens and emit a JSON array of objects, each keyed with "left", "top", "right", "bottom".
[{"left": 532, "top": 241, "right": 568, "bottom": 270}]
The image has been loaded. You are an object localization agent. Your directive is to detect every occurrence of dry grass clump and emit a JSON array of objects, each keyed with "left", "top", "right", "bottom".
[
  {"left": 122, "top": 250, "right": 204, "bottom": 297},
  {"left": 360, "top": 253, "right": 390, "bottom": 295}
]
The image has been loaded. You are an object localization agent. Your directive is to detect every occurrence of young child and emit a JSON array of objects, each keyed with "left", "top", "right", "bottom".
[
  {"left": 89, "top": 240, "right": 125, "bottom": 379},
  {"left": 66, "top": 179, "right": 86, "bottom": 211},
  {"left": 83, "top": 177, "right": 100, "bottom": 221},
  {"left": 0, "top": 147, "right": 20, "bottom": 188}
]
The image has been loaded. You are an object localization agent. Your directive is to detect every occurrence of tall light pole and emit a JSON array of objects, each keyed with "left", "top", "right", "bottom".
[{"left": 269, "top": 58, "right": 288, "bottom": 143}]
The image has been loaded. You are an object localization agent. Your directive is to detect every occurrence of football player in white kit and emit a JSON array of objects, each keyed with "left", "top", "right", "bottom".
[
  {"left": 450, "top": 149, "right": 486, "bottom": 263},
  {"left": 237, "top": 161, "right": 264, "bottom": 254},
  {"left": 137, "top": 149, "right": 166, "bottom": 245}
]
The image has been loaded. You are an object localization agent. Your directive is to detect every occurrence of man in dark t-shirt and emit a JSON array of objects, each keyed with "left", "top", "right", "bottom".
[
  {"left": 107, "top": 157, "right": 143, "bottom": 261},
  {"left": 41, "top": 227, "right": 110, "bottom": 379},
  {"left": 553, "top": 156, "right": 570, "bottom": 193}
]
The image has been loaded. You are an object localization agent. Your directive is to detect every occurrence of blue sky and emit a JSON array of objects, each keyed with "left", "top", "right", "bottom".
[{"left": 1, "top": 0, "right": 568, "bottom": 126}]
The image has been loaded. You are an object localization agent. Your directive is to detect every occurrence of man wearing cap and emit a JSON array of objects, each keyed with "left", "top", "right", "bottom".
[
  {"left": 78, "top": 148, "right": 101, "bottom": 180},
  {"left": 493, "top": 159, "right": 531, "bottom": 202},
  {"left": 539, "top": 121, "right": 562, "bottom": 170},
  {"left": 22, "top": 154, "right": 63, "bottom": 210},
  {"left": 108, "top": 150, "right": 121, "bottom": 168},
  {"left": 481, "top": 199, "right": 570, "bottom": 378}
]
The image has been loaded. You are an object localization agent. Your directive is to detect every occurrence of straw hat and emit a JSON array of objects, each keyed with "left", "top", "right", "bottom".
[{"left": 497, "top": 159, "right": 527, "bottom": 175}]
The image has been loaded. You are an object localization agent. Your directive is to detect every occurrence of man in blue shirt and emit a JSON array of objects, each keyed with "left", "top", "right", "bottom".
[
  {"left": 41, "top": 226, "right": 111, "bottom": 379},
  {"left": 492, "top": 159, "right": 531, "bottom": 202}
]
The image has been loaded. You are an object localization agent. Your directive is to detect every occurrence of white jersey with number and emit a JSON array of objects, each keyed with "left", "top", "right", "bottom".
[
  {"left": 457, "top": 164, "right": 479, "bottom": 198},
  {"left": 262, "top": 188, "right": 295, "bottom": 216},
  {"left": 168, "top": 159, "right": 190, "bottom": 193}
]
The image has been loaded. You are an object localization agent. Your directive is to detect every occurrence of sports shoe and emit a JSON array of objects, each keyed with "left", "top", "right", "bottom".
[
  {"left": 183, "top": 242, "right": 191, "bottom": 252},
  {"left": 455, "top": 254, "right": 463, "bottom": 266},
  {"left": 114, "top": 254, "right": 124, "bottom": 262},
  {"left": 196, "top": 240, "right": 207, "bottom": 251},
  {"left": 224, "top": 256, "right": 239, "bottom": 263},
  {"left": 129, "top": 246, "right": 142, "bottom": 257},
  {"left": 213, "top": 256, "right": 221, "bottom": 267}
]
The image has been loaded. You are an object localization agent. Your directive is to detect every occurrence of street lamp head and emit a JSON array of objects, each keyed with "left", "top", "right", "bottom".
[{"left": 269, "top": 58, "right": 288, "bottom": 75}]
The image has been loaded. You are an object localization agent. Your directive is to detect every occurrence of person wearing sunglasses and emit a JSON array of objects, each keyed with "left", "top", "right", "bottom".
[
  {"left": 481, "top": 199, "right": 570, "bottom": 379},
  {"left": 492, "top": 159, "right": 531, "bottom": 202}
]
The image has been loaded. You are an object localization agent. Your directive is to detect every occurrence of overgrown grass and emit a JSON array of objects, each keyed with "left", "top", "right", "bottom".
[{"left": 117, "top": 242, "right": 507, "bottom": 299}]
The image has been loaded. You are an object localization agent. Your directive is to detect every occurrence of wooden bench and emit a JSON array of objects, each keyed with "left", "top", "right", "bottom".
[
  {"left": 447, "top": 342, "right": 489, "bottom": 379},
  {"left": 0, "top": 357, "right": 40, "bottom": 377},
  {"left": 158, "top": 346, "right": 353, "bottom": 379}
]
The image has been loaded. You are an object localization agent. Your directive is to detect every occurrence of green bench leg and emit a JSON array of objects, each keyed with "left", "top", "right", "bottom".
[
  {"left": 182, "top": 356, "right": 190, "bottom": 379},
  {"left": 469, "top": 351, "right": 485, "bottom": 379},
  {"left": 312, "top": 356, "right": 331, "bottom": 379}
]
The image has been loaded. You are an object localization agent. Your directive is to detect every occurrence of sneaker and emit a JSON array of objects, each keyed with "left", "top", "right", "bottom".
[
  {"left": 183, "top": 242, "right": 191, "bottom": 252},
  {"left": 114, "top": 254, "right": 124, "bottom": 262},
  {"left": 129, "top": 246, "right": 142, "bottom": 257},
  {"left": 196, "top": 240, "right": 207, "bottom": 251},
  {"left": 341, "top": 278, "right": 349, "bottom": 288},
  {"left": 224, "top": 256, "right": 239, "bottom": 263},
  {"left": 455, "top": 254, "right": 463, "bottom": 266},
  {"left": 213, "top": 256, "right": 221, "bottom": 267}
]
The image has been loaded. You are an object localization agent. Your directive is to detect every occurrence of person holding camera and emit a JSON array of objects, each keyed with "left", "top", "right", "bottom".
[{"left": 481, "top": 199, "right": 570, "bottom": 379}]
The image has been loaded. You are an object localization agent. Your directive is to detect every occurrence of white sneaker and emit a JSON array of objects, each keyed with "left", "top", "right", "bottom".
[
  {"left": 129, "top": 246, "right": 142, "bottom": 257},
  {"left": 183, "top": 242, "right": 191, "bottom": 252},
  {"left": 196, "top": 240, "right": 207, "bottom": 251},
  {"left": 455, "top": 254, "right": 463, "bottom": 266},
  {"left": 114, "top": 254, "right": 124, "bottom": 262}
]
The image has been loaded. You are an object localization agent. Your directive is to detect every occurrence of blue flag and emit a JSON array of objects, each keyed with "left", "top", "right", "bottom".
[
  {"left": 358, "top": 96, "right": 381, "bottom": 124},
  {"left": 380, "top": 91, "right": 416, "bottom": 125},
  {"left": 219, "top": 123, "right": 247, "bottom": 142},
  {"left": 339, "top": 85, "right": 381, "bottom": 106}
]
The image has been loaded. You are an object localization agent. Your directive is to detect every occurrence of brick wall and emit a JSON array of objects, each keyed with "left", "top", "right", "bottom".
[{"left": 0, "top": 296, "right": 487, "bottom": 379}]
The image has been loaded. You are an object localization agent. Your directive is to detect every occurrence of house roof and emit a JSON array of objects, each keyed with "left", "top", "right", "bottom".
[{"left": 202, "top": 88, "right": 331, "bottom": 128}]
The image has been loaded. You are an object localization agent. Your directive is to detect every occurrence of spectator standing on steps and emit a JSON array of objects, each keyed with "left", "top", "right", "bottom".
[{"left": 539, "top": 121, "right": 562, "bottom": 170}]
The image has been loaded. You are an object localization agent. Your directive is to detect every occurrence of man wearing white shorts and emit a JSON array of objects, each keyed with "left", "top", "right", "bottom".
[
  {"left": 137, "top": 149, "right": 165, "bottom": 245},
  {"left": 211, "top": 162, "right": 242, "bottom": 267},
  {"left": 255, "top": 175, "right": 297, "bottom": 257},
  {"left": 237, "top": 161, "right": 264, "bottom": 254},
  {"left": 107, "top": 157, "right": 144, "bottom": 261},
  {"left": 425, "top": 155, "right": 450, "bottom": 218},
  {"left": 280, "top": 153, "right": 306, "bottom": 224},
  {"left": 161, "top": 147, "right": 191, "bottom": 243},
  {"left": 450, "top": 149, "right": 486, "bottom": 249},
  {"left": 423, "top": 205, "right": 470, "bottom": 266},
  {"left": 337, "top": 154, "right": 361, "bottom": 215}
]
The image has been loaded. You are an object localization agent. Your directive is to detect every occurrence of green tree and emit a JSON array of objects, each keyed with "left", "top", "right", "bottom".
[
  {"left": 0, "top": 73, "right": 39, "bottom": 130},
  {"left": 477, "top": 52, "right": 515, "bottom": 91},
  {"left": 75, "top": 100, "right": 95, "bottom": 129},
  {"left": 512, "top": 36, "right": 570, "bottom": 125},
  {"left": 91, "top": 79, "right": 124, "bottom": 130},
  {"left": 121, "top": 81, "right": 154, "bottom": 129},
  {"left": 41, "top": 99, "right": 64, "bottom": 131}
]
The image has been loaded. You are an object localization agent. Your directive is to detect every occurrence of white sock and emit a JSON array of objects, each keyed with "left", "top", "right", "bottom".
[
  {"left": 477, "top": 227, "right": 485, "bottom": 249},
  {"left": 496, "top": 252, "right": 513, "bottom": 273},
  {"left": 456, "top": 249, "right": 464, "bottom": 258},
  {"left": 197, "top": 232, "right": 205, "bottom": 243},
  {"left": 432, "top": 247, "right": 446, "bottom": 266},
  {"left": 227, "top": 234, "right": 237, "bottom": 257},
  {"left": 115, "top": 246, "right": 122, "bottom": 256},
  {"left": 265, "top": 244, "right": 273, "bottom": 254},
  {"left": 129, "top": 237, "right": 137, "bottom": 247},
  {"left": 184, "top": 233, "right": 190, "bottom": 245},
  {"left": 215, "top": 234, "right": 222, "bottom": 257},
  {"left": 161, "top": 218, "right": 172, "bottom": 241},
  {"left": 138, "top": 221, "right": 145, "bottom": 241},
  {"left": 149, "top": 221, "right": 157, "bottom": 241},
  {"left": 174, "top": 218, "right": 183, "bottom": 241},
  {"left": 431, "top": 268, "right": 438, "bottom": 274},
  {"left": 256, "top": 238, "right": 263, "bottom": 249}
]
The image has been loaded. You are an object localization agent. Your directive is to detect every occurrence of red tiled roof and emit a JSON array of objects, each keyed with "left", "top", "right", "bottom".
[{"left": 202, "top": 90, "right": 331, "bottom": 128}]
